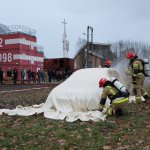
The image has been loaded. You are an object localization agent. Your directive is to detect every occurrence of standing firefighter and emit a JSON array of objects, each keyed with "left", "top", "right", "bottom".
[
  {"left": 126, "top": 52, "right": 150, "bottom": 103},
  {"left": 99, "top": 77, "right": 130, "bottom": 116},
  {"left": 104, "top": 60, "right": 112, "bottom": 68}
]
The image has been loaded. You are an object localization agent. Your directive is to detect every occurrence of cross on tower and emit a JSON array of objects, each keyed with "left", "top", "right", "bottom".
[{"left": 62, "top": 19, "right": 69, "bottom": 58}]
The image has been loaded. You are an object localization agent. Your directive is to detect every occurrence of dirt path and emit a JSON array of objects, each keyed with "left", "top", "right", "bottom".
[{"left": 0, "top": 83, "right": 59, "bottom": 109}]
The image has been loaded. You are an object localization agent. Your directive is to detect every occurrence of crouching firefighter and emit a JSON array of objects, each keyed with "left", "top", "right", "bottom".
[{"left": 99, "top": 77, "right": 130, "bottom": 117}]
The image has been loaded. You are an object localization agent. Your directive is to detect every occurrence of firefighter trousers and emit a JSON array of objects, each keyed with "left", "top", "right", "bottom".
[
  {"left": 133, "top": 74, "right": 149, "bottom": 103},
  {"left": 107, "top": 97, "right": 129, "bottom": 116}
]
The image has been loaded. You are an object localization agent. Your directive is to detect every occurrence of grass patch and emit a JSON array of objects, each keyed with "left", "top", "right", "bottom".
[
  {"left": 0, "top": 90, "right": 150, "bottom": 149},
  {"left": 0, "top": 103, "right": 150, "bottom": 150}
]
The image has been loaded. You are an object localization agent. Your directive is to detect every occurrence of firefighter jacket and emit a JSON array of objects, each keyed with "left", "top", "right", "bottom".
[
  {"left": 130, "top": 59, "right": 144, "bottom": 78},
  {"left": 100, "top": 85, "right": 120, "bottom": 107}
]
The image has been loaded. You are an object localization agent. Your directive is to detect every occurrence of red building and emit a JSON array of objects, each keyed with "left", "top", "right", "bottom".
[{"left": 0, "top": 24, "right": 44, "bottom": 80}]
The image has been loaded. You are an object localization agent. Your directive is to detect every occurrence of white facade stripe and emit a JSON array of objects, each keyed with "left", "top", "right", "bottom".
[
  {"left": 5, "top": 38, "right": 37, "bottom": 48},
  {"left": 13, "top": 54, "right": 43, "bottom": 62}
]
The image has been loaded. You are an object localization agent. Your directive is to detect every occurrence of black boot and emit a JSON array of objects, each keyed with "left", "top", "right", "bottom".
[
  {"left": 143, "top": 95, "right": 150, "bottom": 102},
  {"left": 115, "top": 108, "right": 123, "bottom": 117}
]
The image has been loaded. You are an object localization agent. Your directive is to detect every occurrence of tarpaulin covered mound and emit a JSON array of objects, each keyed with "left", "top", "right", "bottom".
[
  {"left": 44, "top": 68, "right": 122, "bottom": 121},
  {"left": 0, "top": 68, "right": 123, "bottom": 122}
]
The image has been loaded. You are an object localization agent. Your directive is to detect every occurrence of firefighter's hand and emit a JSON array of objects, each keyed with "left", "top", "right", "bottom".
[
  {"left": 145, "top": 73, "right": 149, "bottom": 77},
  {"left": 99, "top": 104, "right": 106, "bottom": 111},
  {"left": 99, "top": 105, "right": 104, "bottom": 112},
  {"left": 102, "top": 108, "right": 107, "bottom": 115}
]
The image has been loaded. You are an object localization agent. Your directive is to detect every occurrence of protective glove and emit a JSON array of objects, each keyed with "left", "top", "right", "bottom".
[
  {"left": 122, "top": 90, "right": 130, "bottom": 97},
  {"left": 99, "top": 104, "right": 104, "bottom": 112},
  {"left": 101, "top": 108, "right": 107, "bottom": 115},
  {"left": 145, "top": 73, "right": 149, "bottom": 77}
]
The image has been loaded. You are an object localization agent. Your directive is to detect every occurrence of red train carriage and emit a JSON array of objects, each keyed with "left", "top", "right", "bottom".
[{"left": 44, "top": 58, "right": 74, "bottom": 71}]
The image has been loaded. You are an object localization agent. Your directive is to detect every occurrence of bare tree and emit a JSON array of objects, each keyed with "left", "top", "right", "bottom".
[
  {"left": 75, "top": 37, "right": 86, "bottom": 51},
  {"left": 111, "top": 40, "right": 150, "bottom": 87},
  {"left": 74, "top": 37, "right": 87, "bottom": 69},
  {"left": 111, "top": 40, "right": 150, "bottom": 61}
]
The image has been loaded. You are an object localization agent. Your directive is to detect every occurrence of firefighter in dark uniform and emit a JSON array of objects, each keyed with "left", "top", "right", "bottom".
[
  {"left": 99, "top": 78, "right": 129, "bottom": 116},
  {"left": 104, "top": 60, "right": 112, "bottom": 68},
  {"left": 126, "top": 52, "right": 150, "bottom": 103}
]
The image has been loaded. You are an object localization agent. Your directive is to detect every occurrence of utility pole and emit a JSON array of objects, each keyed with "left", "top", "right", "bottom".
[
  {"left": 90, "top": 26, "right": 93, "bottom": 51},
  {"left": 62, "top": 19, "right": 69, "bottom": 58},
  {"left": 85, "top": 26, "right": 93, "bottom": 68}
]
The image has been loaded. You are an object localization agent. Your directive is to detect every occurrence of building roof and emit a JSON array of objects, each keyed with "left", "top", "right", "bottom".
[
  {"left": 74, "top": 42, "right": 111, "bottom": 59},
  {"left": 0, "top": 23, "right": 11, "bottom": 35},
  {"left": 0, "top": 23, "right": 36, "bottom": 36},
  {"left": 92, "top": 42, "right": 112, "bottom": 46}
]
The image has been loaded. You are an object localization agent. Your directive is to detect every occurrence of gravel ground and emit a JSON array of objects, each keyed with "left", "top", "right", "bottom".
[{"left": 0, "top": 83, "right": 59, "bottom": 109}]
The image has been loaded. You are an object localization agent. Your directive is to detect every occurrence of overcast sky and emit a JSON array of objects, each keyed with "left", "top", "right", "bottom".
[{"left": 0, "top": 0, "right": 150, "bottom": 58}]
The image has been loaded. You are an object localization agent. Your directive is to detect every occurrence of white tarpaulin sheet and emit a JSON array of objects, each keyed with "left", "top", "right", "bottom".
[{"left": 0, "top": 68, "right": 130, "bottom": 122}]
